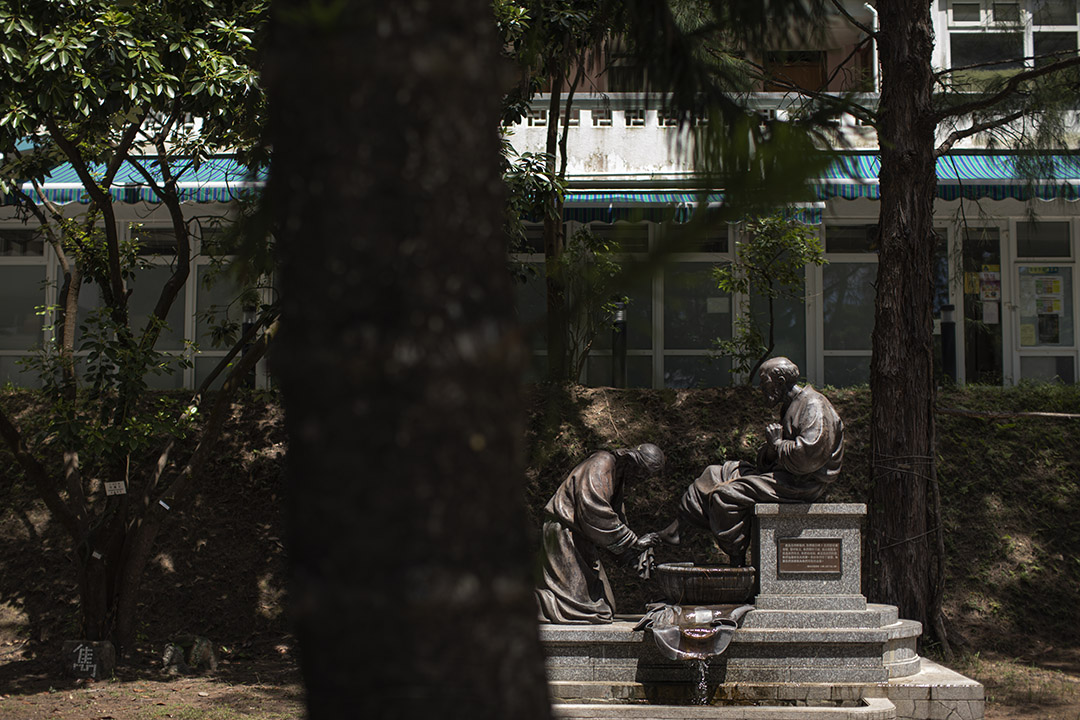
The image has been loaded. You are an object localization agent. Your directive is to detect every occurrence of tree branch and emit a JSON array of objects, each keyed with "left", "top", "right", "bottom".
[
  {"left": 160, "top": 318, "right": 278, "bottom": 504},
  {"left": 741, "top": 58, "right": 879, "bottom": 126},
  {"left": 933, "top": 55, "right": 1080, "bottom": 122},
  {"left": 829, "top": 0, "right": 876, "bottom": 37},
  {"left": 128, "top": 152, "right": 191, "bottom": 353},
  {"left": 937, "top": 406, "right": 1080, "bottom": 420},
  {"left": 822, "top": 34, "right": 876, "bottom": 93},
  {"left": 44, "top": 119, "right": 127, "bottom": 315},
  {"left": 193, "top": 311, "right": 270, "bottom": 397},
  {"left": 103, "top": 119, "right": 145, "bottom": 189},
  {"left": 935, "top": 110, "right": 1026, "bottom": 156},
  {"left": 0, "top": 401, "right": 84, "bottom": 539}
]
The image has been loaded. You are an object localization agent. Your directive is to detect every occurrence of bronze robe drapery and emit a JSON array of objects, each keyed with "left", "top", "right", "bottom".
[
  {"left": 536, "top": 452, "right": 638, "bottom": 623},
  {"left": 680, "top": 385, "right": 844, "bottom": 563}
]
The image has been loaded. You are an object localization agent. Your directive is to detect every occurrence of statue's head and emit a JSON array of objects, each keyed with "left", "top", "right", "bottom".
[
  {"left": 616, "top": 443, "right": 665, "bottom": 480},
  {"left": 758, "top": 357, "right": 800, "bottom": 406}
]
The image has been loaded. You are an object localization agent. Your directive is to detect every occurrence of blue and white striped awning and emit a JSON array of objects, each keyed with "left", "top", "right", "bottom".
[
  {"left": 6, "top": 156, "right": 265, "bottom": 205},
  {"left": 817, "top": 153, "right": 1080, "bottom": 201},
  {"left": 561, "top": 191, "right": 724, "bottom": 223},
  {"left": 10, "top": 152, "right": 1080, "bottom": 211}
]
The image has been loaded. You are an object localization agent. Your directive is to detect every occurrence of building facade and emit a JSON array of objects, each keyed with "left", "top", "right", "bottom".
[
  {"left": 3, "top": 0, "right": 1078, "bottom": 390},
  {"left": 507, "top": 0, "right": 1080, "bottom": 388}
]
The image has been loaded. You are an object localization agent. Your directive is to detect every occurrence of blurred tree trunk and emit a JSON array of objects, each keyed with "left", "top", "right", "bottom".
[
  {"left": 265, "top": 2, "right": 552, "bottom": 718},
  {"left": 868, "top": 0, "right": 937, "bottom": 636}
]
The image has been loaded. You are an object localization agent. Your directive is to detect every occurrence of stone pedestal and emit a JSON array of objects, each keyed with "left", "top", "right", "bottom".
[
  {"left": 726, "top": 503, "right": 922, "bottom": 683},
  {"left": 540, "top": 503, "right": 984, "bottom": 719},
  {"left": 753, "top": 503, "right": 865, "bottom": 609}
]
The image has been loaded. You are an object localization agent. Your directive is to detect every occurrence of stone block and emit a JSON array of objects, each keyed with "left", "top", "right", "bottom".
[
  {"left": 755, "top": 504, "right": 866, "bottom": 600},
  {"left": 753, "top": 595, "right": 869, "bottom": 611},
  {"left": 742, "top": 607, "right": 893, "bottom": 629},
  {"left": 62, "top": 640, "right": 115, "bottom": 680}
]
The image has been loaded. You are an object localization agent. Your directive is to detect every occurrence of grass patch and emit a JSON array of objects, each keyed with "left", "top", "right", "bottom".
[{"left": 953, "top": 653, "right": 1080, "bottom": 708}]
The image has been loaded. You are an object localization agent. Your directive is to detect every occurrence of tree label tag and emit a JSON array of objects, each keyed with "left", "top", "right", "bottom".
[{"left": 104, "top": 481, "right": 127, "bottom": 496}]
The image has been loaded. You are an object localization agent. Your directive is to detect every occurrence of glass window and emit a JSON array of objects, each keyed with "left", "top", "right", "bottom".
[
  {"left": 1034, "top": 0, "right": 1077, "bottom": 25},
  {"left": 664, "top": 262, "right": 731, "bottom": 349},
  {"left": 664, "top": 355, "right": 731, "bottom": 388},
  {"left": 824, "top": 356, "right": 870, "bottom": 387},
  {"left": 963, "top": 227, "right": 1003, "bottom": 384},
  {"left": 587, "top": 222, "right": 650, "bottom": 253},
  {"left": 512, "top": 262, "right": 547, "bottom": 351},
  {"left": 1034, "top": 31, "right": 1078, "bottom": 65},
  {"left": 826, "top": 225, "right": 877, "bottom": 253},
  {"left": 1020, "top": 355, "right": 1075, "bottom": 382},
  {"left": 764, "top": 51, "right": 826, "bottom": 92},
  {"left": 823, "top": 263, "right": 877, "bottom": 351},
  {"left": 593, "top": 268, "right": 652, "bottom": 351},
  {"left": 131, "top": 226, "right": 179, "bottom": 256},
  {"left": 195, "top": 357, "right": 227, "bottom": 391},
  {"left": 521, "top": 223, "right": 545, "bottom": 254},
  {"left": 195, "top": 355, "right": 255, "bottom": 391},
  {"left": 144, "top": 364, "right": 186, "bottom": 390},
  {"left": 586, "top": 354, "right": 652, "bottom": 388},
  {"left": 128, "top": 265, "right": 186, "bottom": 351},
  {"left": 951, "top": 33, "right": 1025, "bottom": 71},
  {"left": 0, "top": 267, "right": 45, "bottom": 350},
  {"left": 1017, "top": 221, "right": 1071, "bottom": 257},
  {"left": 749, "top": 283, "right": 807, "bottom": 374},
  {"left": 607, "top": 60, "right": 646, "bottom": 92},
  {"left": 196, "top": 265, "right": 248, "bottom": 348},
  {"left": 662, "top": 221, "right": 728, "bottom": 253},
  {"left": 55, "top": 269, "right": 104, "bottom": 347},
  {"left": 1017, "top": 266, "right": 1074, "bottom": 347},
  {"left": 953, "top": 2, "right": 982, "bottom": 21},
  {"left": 993, "top": 2, "right": 1021, "bottom": 22},
  {"left": 933, "top": 230, "right": 951, "bottom": 315},
  {"left": 0, "top": 228, "right": 45, "bottom": 256},
  {"left": 0, "top": 356, "right": 40, "bottom": 388}
]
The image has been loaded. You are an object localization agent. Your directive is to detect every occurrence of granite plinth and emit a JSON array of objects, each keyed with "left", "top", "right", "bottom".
[
  {"left": 542, "top": 502, "right": 982, "bottom": 718},
  {"left": 552, "top": 697, "right": 898, "bottom": 720},
  {"left": 742, "top": 604, "right": 898, "bottom": 629},
  {"left": 548, "top": 657, "right": 983, "bottom": 720},
  {"left": 754, "top": 503, "right": 865, "bottom": 600}
]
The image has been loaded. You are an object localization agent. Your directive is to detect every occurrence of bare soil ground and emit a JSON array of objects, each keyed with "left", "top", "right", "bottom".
[{"left": 1, "top": 385, "right": 1079, "bottom": 719}]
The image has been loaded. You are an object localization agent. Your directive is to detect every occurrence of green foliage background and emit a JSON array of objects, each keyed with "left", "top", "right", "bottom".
[
  {"left": 524, "top": 382, "right": 1080, "bottom": 658},
  {"left": 0, "top": 382, "right": 1077, "bottom": 662}
]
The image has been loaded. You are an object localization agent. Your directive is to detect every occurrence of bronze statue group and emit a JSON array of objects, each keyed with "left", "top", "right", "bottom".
[{"left": 535, "top": 357, "right": 845, "bottom": 625}]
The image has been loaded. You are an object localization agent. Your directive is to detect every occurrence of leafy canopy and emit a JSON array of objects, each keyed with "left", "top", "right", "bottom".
[{"left": 0, "top": 0, "right": 266, "bottom": 184}]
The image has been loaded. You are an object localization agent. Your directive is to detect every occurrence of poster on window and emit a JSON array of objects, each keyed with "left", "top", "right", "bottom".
[
  {"left": 1039, "top": 313, "right": 1061, "bottom": 344},
  {"left": 979, "top": 271, "right": 1001, "bottom": 301},
  {"left": 1018, "top": 266, "right": 1073, "bottom": 347}
]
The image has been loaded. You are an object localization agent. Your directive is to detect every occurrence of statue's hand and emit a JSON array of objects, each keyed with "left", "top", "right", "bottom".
[
  {"left": 633, "top": 532, "right": 662, "bottom": 550},
  {"left": 765, "top": 422, "right": 783, "bottom": 445}
]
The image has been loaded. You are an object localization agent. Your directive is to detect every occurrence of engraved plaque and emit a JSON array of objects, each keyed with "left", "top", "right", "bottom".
[{"left": 777, "top": 537, "right": 842, "bottom": 574}]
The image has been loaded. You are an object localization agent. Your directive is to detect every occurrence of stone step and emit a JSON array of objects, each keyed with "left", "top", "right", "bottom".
[
  {"left": 731, "top": 619, "right": 923, "bottom": 646},
  {"left": 742, "top": 604, "right": 899, "bottom": 629},
  {"left": 552, "top": 697, "right": 898, "bottom": 719}
]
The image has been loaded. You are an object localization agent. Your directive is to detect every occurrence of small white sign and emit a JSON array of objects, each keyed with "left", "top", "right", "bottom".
[
  {"left": 104, "top": 481, "right": 127, "bottom": 496},
  {"left": 706, "top": 297, "right": 730, "bottom": 314}
]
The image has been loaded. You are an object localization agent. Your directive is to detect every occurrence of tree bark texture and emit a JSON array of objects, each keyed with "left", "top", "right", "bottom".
[
  {"left": 266, "top": 2, "right": 552, "bottom": 719},
  {"left": 544, "top": 76, "right": 569, "bottom": 381},
  {"left": 868, "top": 0, "right": 938, "bottom": 634}
]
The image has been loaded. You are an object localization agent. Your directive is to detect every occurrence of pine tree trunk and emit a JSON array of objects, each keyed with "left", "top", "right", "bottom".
[
  {"left": 544, "top": 78, "right": 569, "bottom": 381},
  {"left": 868, "top": 0, "right": 938, "bottom": 634},
  {"left": 266, "top": 2, "right": 552, "bottom": 718}
]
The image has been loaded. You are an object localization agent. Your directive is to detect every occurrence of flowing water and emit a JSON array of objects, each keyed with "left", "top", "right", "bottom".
[{"left": 694, "top": 658, "right": 709, "bottom": 705}]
